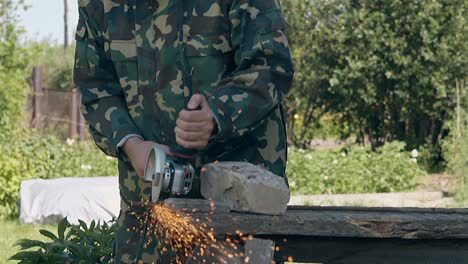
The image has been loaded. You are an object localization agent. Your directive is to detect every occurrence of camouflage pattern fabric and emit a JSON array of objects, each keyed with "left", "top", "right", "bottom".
[{"left": 74, "top": 0, "right": 294, "bottom": 262}]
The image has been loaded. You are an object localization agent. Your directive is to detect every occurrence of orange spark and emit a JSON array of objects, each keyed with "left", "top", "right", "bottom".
[{"left": 143, "top": 203, "right": 244, "bottom": 263}]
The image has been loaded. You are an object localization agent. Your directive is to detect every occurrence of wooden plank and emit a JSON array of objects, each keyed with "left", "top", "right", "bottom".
[
  {"left": 187, "top": 208, "right": 468, "bottom": 239},
  {"left": 166, "top": 201, "right": 468, "bottom": 262},
  {"left": 164, "top": 198, "right": 232, "bottom": 213},
  {"left": 288, "top": 205, "right": 468, "bottom": 215},
  {"left": 266, "top": 236, "right": 468, "bottom": 264},
  {"left": 244, "top": 238, "right": 275, "bottom": 264}
]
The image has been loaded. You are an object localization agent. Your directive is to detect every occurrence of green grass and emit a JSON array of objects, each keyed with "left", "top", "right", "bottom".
[{"left": 0, "top": 220, "right": 55, "bottom": 264}]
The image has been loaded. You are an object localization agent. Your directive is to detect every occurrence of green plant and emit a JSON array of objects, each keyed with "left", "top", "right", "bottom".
[
  {"left": 287, "top": 141, "right": 423, "bottom": 195},
  {"left": 10, "top": 217, "right": 116, "bottom": 263},
  {"left": 0, "top": 220, "right": 56, "bottom": 263}
]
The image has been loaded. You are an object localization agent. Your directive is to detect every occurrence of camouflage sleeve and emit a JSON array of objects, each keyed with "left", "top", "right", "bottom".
[
  {"left": 73, "top": 3, "right": 142, "bottom": 158},
  {"left": 206, "top": 0, "right": 294, "bottom": 140}
]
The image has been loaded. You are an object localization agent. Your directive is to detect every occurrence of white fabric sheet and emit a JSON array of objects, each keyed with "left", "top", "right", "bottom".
[{"left": 19, "top": 177, "right": 120, "bottom": 225}]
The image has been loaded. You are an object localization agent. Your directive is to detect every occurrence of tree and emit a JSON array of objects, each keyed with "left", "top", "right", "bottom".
[
  {"left": 283, "top": 0, "right": 467, "bottom": 157},
  {"left": 0, "top": 0, "right": 29, "bottom": 137}
]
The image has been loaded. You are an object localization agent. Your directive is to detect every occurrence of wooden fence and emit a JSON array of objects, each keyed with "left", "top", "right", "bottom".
[{"left": 30, "top": 66, "right": 87, "bottom": 140}]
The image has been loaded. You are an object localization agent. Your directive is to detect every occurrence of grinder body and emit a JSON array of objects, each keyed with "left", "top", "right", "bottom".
[{"left": 144, "top": 146, "right": 195, "bottom": 203}]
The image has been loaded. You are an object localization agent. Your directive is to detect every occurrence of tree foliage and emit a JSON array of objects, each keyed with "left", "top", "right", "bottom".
[
  {"left": 283, "top": 0, "right": 467, "bottom": 154},
  {"left": 0, "top": 0, "right": 29, "bottom": 135}
]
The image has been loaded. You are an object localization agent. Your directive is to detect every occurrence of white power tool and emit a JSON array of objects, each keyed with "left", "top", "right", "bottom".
[{"left": 144, "top": 146, "right": 195, "bottom": 203}]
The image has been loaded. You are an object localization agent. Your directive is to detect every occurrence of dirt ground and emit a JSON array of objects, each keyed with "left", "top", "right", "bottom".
[{"left": 418, "top": 174, "right": 458, "bottom": 195}]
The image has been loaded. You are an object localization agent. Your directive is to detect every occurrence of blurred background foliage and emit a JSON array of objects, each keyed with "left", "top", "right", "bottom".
[
  {"left": 0, "top": 0, "right": 467, "bottom": 220},
  {"left": 0, "top": 0, "right": 29, "bottom": 136},
  {"left": 287, "top": 142, "right": 423, "bottom": 195},
  {"left": 27, "top": 42, "right": 76, "bottom": 92},
  {"left": 0, "top": 0, "right": 116, "bottom": 219},
  {"left": 283, "top": 0, "right": 467, "bottom": 172},
  {"left": 0, "top": 132, "right": 117, "bottom": 218}
]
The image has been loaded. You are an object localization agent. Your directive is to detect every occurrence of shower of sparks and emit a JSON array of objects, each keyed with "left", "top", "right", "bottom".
[
  {"left": 130, "top": 201, "right": 291, "bottom": 263},
  {"left": 139, "top": 202, "right": 247, "bottom": 264}
]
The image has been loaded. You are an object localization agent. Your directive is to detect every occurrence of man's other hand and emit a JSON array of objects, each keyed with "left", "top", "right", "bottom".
[
  {"left": 175, "top": 94, "right": 215, "bottom": 149},
  {"left": 122, "top": 137, "right": 171, "bottom": 178}
]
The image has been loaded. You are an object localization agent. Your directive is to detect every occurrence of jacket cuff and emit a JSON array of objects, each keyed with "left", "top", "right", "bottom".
[
  {"left": 112, "top": 126, "right": 143, "bottom": 161},
  {"left": 206, "top": 96, "right": 233, "bottom": 142}
]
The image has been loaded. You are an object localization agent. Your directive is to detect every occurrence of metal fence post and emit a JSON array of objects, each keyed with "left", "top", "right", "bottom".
[{"left": 31, "top": 66, "right": 43, "bottom": 130}]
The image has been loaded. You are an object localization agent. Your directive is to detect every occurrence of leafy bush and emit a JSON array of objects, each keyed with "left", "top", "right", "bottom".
[
  {"left": 0, "top": 0, "right": 29, "bottom": 136},
  {"left": 0, "top": 133, "right": 117, "bottom": 219},
  {"left": 10, "top": 217, "right": 116, "bottom": 263},
  {"left": 283, "top": 0, "right": 467, "bottom": 156},
  {"left": 287, "top": 142, "right": 423, "bottom": 195}
]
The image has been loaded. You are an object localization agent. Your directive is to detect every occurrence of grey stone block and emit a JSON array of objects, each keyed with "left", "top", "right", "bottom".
[{"left": 200, "top": 162, "right": 290, "bottom": 215}]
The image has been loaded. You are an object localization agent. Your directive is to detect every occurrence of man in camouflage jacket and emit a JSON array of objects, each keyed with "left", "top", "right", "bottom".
[{"left": 74, "top": 0, "right": 294, "bottom": 262}]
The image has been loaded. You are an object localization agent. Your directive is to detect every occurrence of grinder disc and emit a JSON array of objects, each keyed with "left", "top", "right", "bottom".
[{"left": 143, "top": 146, "right": 168, "bottom": 203}]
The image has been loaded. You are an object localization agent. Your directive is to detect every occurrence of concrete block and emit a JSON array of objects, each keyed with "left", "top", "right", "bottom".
[{"left": 201, "top": 162, "right": 290, "bottom": 215}]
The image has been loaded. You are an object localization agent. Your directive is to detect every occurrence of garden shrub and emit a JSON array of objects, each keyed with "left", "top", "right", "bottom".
[
  {"left": 10, "top": 217, "right": 116, "bottom": 263},
  {"left": 287, "top": 142, "right": 423, "bottom": 195}
]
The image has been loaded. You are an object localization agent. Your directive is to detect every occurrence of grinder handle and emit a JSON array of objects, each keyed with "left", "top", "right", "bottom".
[{"left": 171, "top": 104, "right": 202, "bottom": 159}]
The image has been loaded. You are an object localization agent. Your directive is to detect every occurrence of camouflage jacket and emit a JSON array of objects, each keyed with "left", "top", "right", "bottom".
[
  {"left": 74, "top": 0, "right": 293, "bottom": 260},
  {"left": 75, "top": 0, "right": 294, "bottom": 176}
]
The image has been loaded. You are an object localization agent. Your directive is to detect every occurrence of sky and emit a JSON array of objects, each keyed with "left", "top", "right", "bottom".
[{"left": 19, "top": 0, "right": 79, "bottom": 44}]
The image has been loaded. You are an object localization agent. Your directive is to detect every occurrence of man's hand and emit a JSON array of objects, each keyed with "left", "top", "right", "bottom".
[
  {"left": 122, "top": 137, "right": 171, "bottom": 178},
  {"left": 175, "top": 94, "right": 215, "bottom": 149}
]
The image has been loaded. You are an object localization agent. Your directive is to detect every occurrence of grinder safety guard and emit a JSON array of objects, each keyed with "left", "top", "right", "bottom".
[{"left": 143, "top": 146, "right": 195, "bottom": 203}]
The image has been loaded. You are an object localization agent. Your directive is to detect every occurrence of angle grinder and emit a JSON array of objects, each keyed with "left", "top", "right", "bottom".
[
  {"left": 143, "top": 145, "right": 196, "bottom": 203},
  {"left": 143, "top": 106, "right": 201, "bottom": 202},
  {"left": 144, "top": 58, "right": 201, "bottom": 202}
]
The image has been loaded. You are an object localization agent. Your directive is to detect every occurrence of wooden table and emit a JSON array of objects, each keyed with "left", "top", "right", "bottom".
[{"left": 174, "top": 203, "right": 468, "bottom": 264}]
